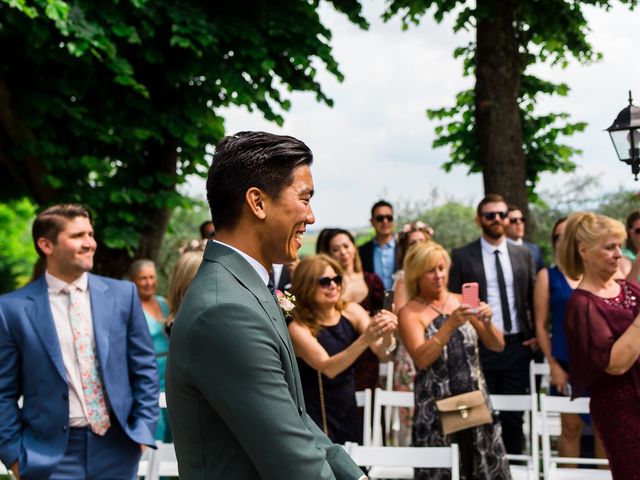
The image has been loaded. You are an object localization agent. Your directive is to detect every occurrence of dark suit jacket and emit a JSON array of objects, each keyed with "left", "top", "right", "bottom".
[
  {"left": 276, "top": 263, "right": 292, "bottom": 292},
  {"left": 448, "top": 239, "right": 536, "bottom": 338},
  {"left": 358, "top": 238, "right": 398, "bottom": 278},
  {"left": 0, "top": 274, "right": 159, "bottom": 478},
  {"left": 524, "top": 241, "right": 544, "bottom": 272},
  {"left": 166, "top": 242, "right": 363, "bottom": 479}
]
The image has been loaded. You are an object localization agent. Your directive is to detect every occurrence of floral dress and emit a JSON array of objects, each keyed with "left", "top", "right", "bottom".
[{"left": 413, "top": 314, "right": 511, "bottom": 480}]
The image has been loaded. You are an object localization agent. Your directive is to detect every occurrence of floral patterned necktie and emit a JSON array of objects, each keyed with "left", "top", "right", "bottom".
[{"left": 67, "top": 287, "right": 111, "bottom": 435}]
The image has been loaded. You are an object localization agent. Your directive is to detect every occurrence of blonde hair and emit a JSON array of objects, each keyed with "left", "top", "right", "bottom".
[
  {"left": 556, "top": 212, "right": 626, "bottom": 280},
  {"left": 291, "top": 254, "right": 345, "bottom": 336},
  {"left": 403, "top": 241, "right": 451, "bottom": 299},
  {"left": 167, "top": 251, "right": 203, "bottom": 322}
]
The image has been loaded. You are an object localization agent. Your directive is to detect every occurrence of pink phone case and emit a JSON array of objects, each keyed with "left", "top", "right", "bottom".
[{"left": 461, "top": 282, "right": 479, "bottom": 308}]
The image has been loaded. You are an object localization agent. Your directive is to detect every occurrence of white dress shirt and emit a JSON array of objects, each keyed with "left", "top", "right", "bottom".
[
  {"left": 46, "top": 271, "right": 94, "bottom": 427},
  {"left": 479, "top": 237, "right": 520, "bottom": 334}
]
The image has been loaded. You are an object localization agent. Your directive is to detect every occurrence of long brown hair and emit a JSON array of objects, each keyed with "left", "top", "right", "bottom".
[{"left": 291, "top": 254, "right": 345, "bottom": 336}]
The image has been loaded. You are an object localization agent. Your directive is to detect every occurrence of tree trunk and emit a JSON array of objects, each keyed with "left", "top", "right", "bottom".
[
  {"left": 475, "top": 0, "right": 529, "bottom": 217},
  {"left": 93, "top": 140, "right": 178, "bottom": 278}
]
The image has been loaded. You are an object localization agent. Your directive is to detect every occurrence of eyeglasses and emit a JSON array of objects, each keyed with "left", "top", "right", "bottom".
[
  {"left": 509, "top": 217, "right": 526, "bottom": 225},
  {"left": 318, "top": 275, "right": 342, "bottom": 288},
  {"left": 481, "top": 211, "right": 508, "bottom": 221},
  {"left": 373, "top": 215, "right": 394, "bottom": 223}
]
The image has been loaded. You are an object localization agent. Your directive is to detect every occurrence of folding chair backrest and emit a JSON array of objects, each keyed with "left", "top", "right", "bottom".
[
  {"left": 345, "top": 443, "right": 460, "bottom": 480},
  {"left": 355, "top": 388, "right": 373, "bottom": 446},
  {"left": 371, "top": 388, "right": 414, "bottom": 446},
  {"left": 539, "top": 394, "right": 610, "bottom": 480},
  {"left": 378, "top": 361, "right": 394, "bottom": 391}
]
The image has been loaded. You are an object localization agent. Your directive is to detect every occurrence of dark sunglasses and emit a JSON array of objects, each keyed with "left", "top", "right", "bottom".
[
  {"left": 318, "top": 275, "right": 343, "bottom": 288},
  {"left": 481, "top": 211, "right": 508, "bottom": 221},
  {"left": 373, "top": 214, "right": 394, "bottom": 223},
  {"left": 632, "top": 228, "right": 640, "bottom": 235},
  {"left": 509, "top": 217, "right": 526, "bottom": 225}
]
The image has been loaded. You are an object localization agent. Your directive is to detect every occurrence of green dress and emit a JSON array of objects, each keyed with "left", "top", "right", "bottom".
[{"left": 143, "top": 296, "right": 171, "bottom": 441}]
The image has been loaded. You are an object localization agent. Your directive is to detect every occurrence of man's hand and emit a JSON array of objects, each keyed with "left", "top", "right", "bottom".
[
  {"left": 522, "top": 337, "right": 538, "bottom": 351},
  {"left": 10, "top": 460, "right": 20, "bottom": 479},
  {"left": 140, "top": 444, "right": 147, "bottom": 453}
]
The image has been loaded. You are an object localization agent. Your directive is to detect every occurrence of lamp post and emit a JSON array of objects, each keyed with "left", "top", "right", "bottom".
[{"left": 606, "top": 91, "right": 640, "bottom": 180}]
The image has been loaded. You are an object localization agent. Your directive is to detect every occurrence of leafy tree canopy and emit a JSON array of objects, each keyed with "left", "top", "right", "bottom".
[{"left": 0, "top": 0, "right": 366, "bottom": 275}]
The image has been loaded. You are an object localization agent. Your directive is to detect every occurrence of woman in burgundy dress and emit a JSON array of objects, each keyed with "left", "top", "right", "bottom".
[{"left": 558, "top": 212, "right": 640, "bottom": 479}]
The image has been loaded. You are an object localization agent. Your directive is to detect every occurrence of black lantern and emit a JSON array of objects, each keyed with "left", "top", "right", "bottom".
[{"left": 606, "top": 91, "right": 640, "bottom": 180}]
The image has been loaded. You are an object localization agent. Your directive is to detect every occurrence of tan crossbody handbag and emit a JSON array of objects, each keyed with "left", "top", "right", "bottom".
[{"left": 434, "top": 332, "right": 492, "bottom": 435}]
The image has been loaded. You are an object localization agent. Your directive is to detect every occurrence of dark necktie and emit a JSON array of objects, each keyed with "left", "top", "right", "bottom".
[
  {"left": 267, "top": 278, "right": 277, "bottom": 300},
  {"left": 494, "top": 250, "right": 513, "bottom": 332},
  {"left": 268, "top": 269, "right": 276, "bottom": 293}
]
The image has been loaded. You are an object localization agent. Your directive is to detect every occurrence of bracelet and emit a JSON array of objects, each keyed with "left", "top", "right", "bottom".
[
  {"left": 384, "top": 336, "right": 397, "bottom": 355},
  {"left": 432, "top": 336, "right": 444, "bottom": 347}
]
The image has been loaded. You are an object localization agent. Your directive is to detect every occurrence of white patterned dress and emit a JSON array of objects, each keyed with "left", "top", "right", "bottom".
[{"left": 412, "top": 315, "right": 511, "bottom": 480}]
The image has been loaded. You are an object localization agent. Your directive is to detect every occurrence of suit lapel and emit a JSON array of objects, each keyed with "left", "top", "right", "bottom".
[
  {"left": 88, "top": 274, "right": 112, "bottom": 372},
  {"left": 470, "top": 240, "right": 489, "bottom": 301},
  {"left": 26, "top": 278, "right": 67, "bottom": 381}
]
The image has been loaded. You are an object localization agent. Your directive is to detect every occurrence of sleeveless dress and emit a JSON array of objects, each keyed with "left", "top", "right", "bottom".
[
  {"left": 297, "top": 315, "right": 361, "bottom": 444},
  {"left": 143, "top": 296, "right": 171, "bottom": 441},
  {"left": 548, "top": 266, "right": 572, "bottom": 364},
  {"left": 565, "top": 280, "right": 640, "bottom": 479},
  {"left": 413, "top": 315, "right": 511, "bottom": 480}
]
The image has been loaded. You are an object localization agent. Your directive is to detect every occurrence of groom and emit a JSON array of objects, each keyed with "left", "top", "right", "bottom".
[{"left": 166, "top": 131, "right": 365, "bottom": 479}]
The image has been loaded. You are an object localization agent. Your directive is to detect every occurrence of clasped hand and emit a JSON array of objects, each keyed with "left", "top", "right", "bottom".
[{"left": 364, "top": 309, "right": 398, "bottom": 344}]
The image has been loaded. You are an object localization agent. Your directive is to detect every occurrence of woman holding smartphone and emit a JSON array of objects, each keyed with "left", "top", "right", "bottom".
[{"left": 399, "top": 242, "right": 509, "bottom": 479}]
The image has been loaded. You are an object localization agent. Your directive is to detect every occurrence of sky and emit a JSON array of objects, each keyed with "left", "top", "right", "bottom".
[{"left": 191, "top": 1, "right": 640, "bottom": 229}]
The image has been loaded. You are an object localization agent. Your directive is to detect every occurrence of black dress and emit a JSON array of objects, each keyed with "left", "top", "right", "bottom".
[{"left": 298, "top": 315, "right": 361, "bottom": 444}]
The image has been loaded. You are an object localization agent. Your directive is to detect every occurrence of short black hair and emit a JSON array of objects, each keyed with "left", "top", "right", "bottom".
[
  {"left": 476, "top": 194, "right": 507, "bottom": 217},
  {"left": 370, "top": 200, "right": 393, "bottom": 219},
  {"left": 32, "top": 204, "right": 92, "bottom": 258},
  {"left": 206, "top": 131, "right": 313, "bottom": 230},
  {"left": 199, "top": 220, "right": 214, "bottom": 239},
  {"left": 507, "top": 204, "right": 521, "bottom": 213}
]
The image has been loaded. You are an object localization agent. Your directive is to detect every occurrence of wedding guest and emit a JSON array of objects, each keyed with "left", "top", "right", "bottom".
[
  {"left": 558, "top": 212, "right": 640, "bottom": 479},
  {"left": 288, "top": 254, "right": 397, "bottom": 444},
  {"left": 534, "top": 218, "right": 606, "bottom": 461},
  {"left": 166, "top": 250, "right": 203, "bottom": 328},
  {"left": 506, "top": 205, "right": 544, "bottom": 272},
  {"left": 389, "top": 221, "right": 432, "bottom": 446},
  {"left": 129, "top": 259, "right": 171, "bottom": 442},
  {"left": 399, "top": 241, "right": 509, "bottom": 479},
  {"left": 359, "top": 200, "right": 399, "bottom": 290}
]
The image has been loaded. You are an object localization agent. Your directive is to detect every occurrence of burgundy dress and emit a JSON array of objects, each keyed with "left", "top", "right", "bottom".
[{"left": 565, "top": 280, "right": 640, "bottom": 479}]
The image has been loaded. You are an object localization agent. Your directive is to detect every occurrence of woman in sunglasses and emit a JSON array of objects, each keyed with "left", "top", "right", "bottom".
[{"left": 288, "top": 254, "right": 397, "bottom": 444}]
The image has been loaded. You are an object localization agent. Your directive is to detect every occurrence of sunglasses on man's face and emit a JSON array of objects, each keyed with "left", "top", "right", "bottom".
[
  {"left": 318, "top": 275, "right": 343, "bottom": 288},
  {"left": 509, "top": 216, "right": 526, "bottom": 225},
  {"left": 481, "top": 211, "right": 508, "bottom": 221},
  {"left": 373, "top": 215, "right": 394, "bottom": 223}
]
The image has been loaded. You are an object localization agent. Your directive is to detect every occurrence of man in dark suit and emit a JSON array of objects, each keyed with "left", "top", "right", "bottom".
[
  {"left": 506, "top": 205, "right": 544, "bottom": 272},
  {"left": 358, "top": 200, "right": 398, "bottom": 290},
  {"left": 448, "top": 194, "right": 537, "bottom": 455},
  {"left": 0, "top": 204, "right": 159, "bottom": 479},
  {"left": 166, "top": 131, "right": 365, "bottom": 479}
]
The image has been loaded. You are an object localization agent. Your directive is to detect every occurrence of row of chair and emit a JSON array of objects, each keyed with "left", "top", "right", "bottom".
[{"left": 355, "top": 361, "right": 611, "bottom": 480}]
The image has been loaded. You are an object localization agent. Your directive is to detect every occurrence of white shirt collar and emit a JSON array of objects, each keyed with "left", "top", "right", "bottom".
[
  {"left": 507, "top": 237, "right": 524, "bottom": 246},
  {"left": 480, "top": 236, "right": 509, "bottom": 256},
  {"left": 45, "top": 271, "right": 88, "bottom": 294},
  {"left": 213, "top": 240, "right": 270, "bottom": 286}
]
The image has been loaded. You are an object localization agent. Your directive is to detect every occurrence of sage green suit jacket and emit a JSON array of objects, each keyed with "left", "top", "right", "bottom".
[{"left": 166, "top": 242, "right": 364, "bottom": 479}]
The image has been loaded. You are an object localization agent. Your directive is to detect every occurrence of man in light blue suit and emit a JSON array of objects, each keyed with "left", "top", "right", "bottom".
[{"left": 0, "top": 204, "right": 159, "bottom": 479}]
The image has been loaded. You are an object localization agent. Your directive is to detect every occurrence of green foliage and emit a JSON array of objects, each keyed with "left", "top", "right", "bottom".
[
  {"left": 384, "top": 0, "right": 636, "bottom": 202},
  {"left": 0, "top": 198, "right": 38, "bottom": 292},
  {"left": 0, "top": 0, "right": 366, "bottom": 264}
]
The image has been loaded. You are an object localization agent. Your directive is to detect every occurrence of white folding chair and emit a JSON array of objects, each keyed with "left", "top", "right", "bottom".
[
  {"left": 143, "top": 392, "right": 179, "bottom": 480},
  {"left": 137, "top": 448, "right": 152, "bottom": 479},
  {"left": 490, "top": 393, "right": 538, "bottom": 480},
  {"left": 539, "top": 394, "right": 611, "bottom": 480},
  {"left": 345, "top": 443, "right": 460, "bottom": 480},
  {"left": 356, "top": 388, "right": 373, "bottom": 446},
  {"left": 378, "top": 361, "right": 394, "bottom": 391}
]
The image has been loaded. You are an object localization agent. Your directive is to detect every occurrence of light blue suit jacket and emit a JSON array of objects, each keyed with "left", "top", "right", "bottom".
[{"left": 0, "top": 274, "right": 159, "bottom": 478}]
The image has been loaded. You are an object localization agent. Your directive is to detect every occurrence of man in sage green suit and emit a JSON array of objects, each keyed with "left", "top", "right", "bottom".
[{"left": 166, "top": 131, "right": 365, "bottom": 479}]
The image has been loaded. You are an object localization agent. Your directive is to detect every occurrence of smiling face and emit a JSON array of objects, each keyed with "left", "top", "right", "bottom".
[
  {"left": 132, "top": 264, "right": 157, "bottom": 301},
  {"left": 264, "top": 165, "right": 316, "bottom": 264},
  {"left": 580, "top": 235, "right": 624, "bottom": 279},
  {"left": 417, "top": 254, "right": 449, "bottom": 300},
  {"left": 477, "top": 201, "right": 509, "bottom": 241},
  {"left": 313, "top": 265, "right": 342, "bottom": 306},
  {"left": 38, "top": 216, "right": 96, "bottom": 283},
  {"left": 328, "top": 233, "right": 356, "bottom": 270}
]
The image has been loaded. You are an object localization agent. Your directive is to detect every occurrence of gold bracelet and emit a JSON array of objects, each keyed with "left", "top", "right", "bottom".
[{"left": 432, "top": 336, "right": 444, "bottom": 347}]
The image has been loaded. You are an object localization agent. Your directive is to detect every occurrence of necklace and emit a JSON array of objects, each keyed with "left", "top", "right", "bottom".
[{"left": 414, "top": 293, "right": 450, "bottom": 317}]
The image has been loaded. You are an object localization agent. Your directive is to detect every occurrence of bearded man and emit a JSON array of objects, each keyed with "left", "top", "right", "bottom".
[{"left": 448, "top": 193, "right": 537, "bottom": 456}]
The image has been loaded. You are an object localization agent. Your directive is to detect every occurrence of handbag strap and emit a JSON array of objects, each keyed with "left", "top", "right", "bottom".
[{"left": 317, "top": 370, "right": 328, "bottom": 434}]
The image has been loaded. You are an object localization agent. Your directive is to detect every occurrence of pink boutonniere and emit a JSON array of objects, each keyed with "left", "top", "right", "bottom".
[{"left": 276, "top": 290, "right": 296, "bottom": 318}]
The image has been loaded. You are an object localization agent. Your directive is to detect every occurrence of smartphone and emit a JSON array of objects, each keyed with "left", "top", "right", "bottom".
[
  {"left": 382, "top": 290, "right": 394, "bottom": 311},
  {"left": 461, "top": 282, "right": 479, "bottom": 308}
]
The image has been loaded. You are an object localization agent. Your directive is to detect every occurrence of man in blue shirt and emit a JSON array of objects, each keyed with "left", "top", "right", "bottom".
[{"left": 358, "top": 200, "right": 398, "bottom": 290}]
